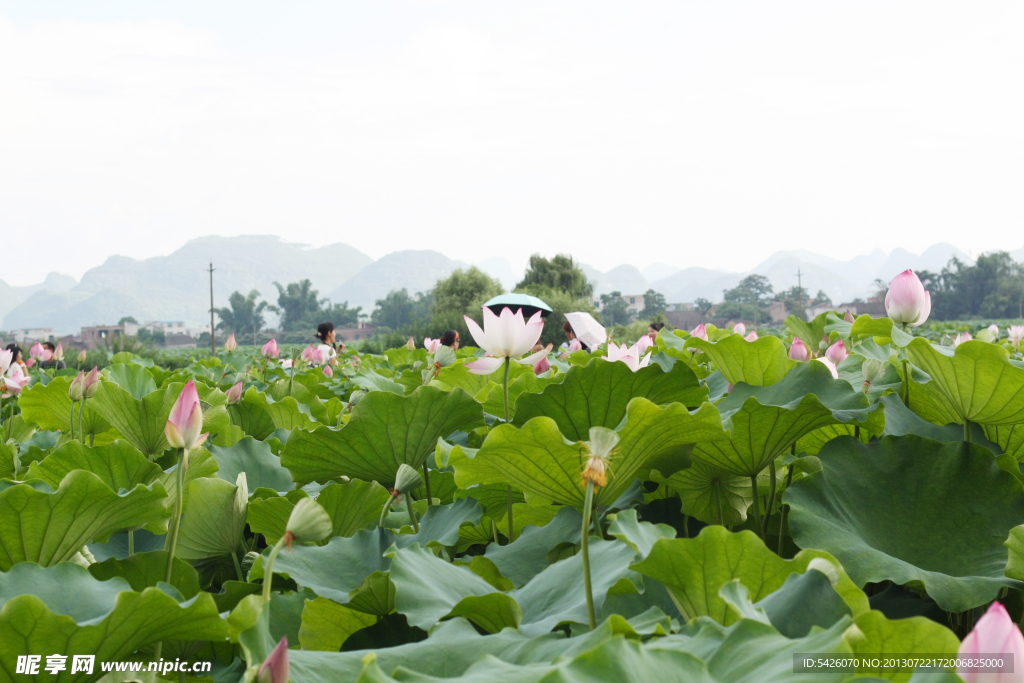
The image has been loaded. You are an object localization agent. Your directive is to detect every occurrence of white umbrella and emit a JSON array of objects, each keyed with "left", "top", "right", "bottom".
[{"left": 564, "top": 312, "right": 607, "bottom": 350}]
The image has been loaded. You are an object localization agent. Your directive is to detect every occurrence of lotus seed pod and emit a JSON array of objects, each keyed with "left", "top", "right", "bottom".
[
  {"left": 394, "top": 463, "right": 423, "bottom": 494},
  {"left": 285, "top": 498, "right": 332, "bottom": 544},
  {"left": 349, "top": 390, "right": 365, "bottom": 406},
  {"left": 587, "top": 427, "right": 620, "bottom": 459}
]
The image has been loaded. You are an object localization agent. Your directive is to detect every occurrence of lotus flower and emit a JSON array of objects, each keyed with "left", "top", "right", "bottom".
[
  {"left": 29, "top": 343, "right": 46, "bottom": 361},
  {"left": 816, "top": 357, "right": 839, "bottom": 379},
  {"left": 406, "top": 337, "right": 416, "bottom": 351},
  {"left": 281, "top": 359, "right": 293, "bottom": 369},
  {"left": 568, "top": 338, "right": 582, "bottom": 353},
  {"left": 0, "top": 374, "right": 24, "bottom": 397},
  {"left": 225, "top": 381, "right": 244, "bottom": 405},
  {"left": 257, "top": 637, "right": 289, "bottom": 683},
  {"left": 789, "top": 338, "right": 811, "bottom": 361},
  {"left": 733, "top": 323, "right": 746, "bottom": 337},
  {"left": 82, "top": 367, "right": 101, "bottom": 398},
  {"left": 69, "top": 371, "right": 85, "bottom": 401},
  {"left": 989, "top": 324, "right": 1000, "bottom": 337},
  {"left": 954, "top": 332, "right": 972, "bottom": 348},
  {"left": 885, "top": 269, "right": 931, "bottom": 327},
  {"left": 635, "top": 334, "right": 654, "bottom": 355},
  {"left": 521, "top": 348, "right": 551, "bottom": 375},
  {"left": 0, "top": 349, "right": 11, "bottom": 375},
  {"left": 690, "top": 324, "right": 708, "bottom": 342},
  {"left": 323, "top": 364, "right": 334, "bottom": 378},
  {"left": 958, "top": 602, "right": 1024, "bottom": 683},
  {"left": 1008, "top": 326, "right": 1024, "bottom": 350},
  {"left": 24, "top": 358, "right": 35, "bottom": 368},
  {"left": 53, "top": 344, "right": 64, "bottom": 361},
  {"left": 261, "top": 339, "right": 280, "bottom": 359},
  {"left": 224, "top": 334, "right": 237, "bottom": 352},
  {"left": 78, "top": 349, "right": 87, "bottom": 363},
  {"left": 744, "top": 330, "right": 759, "bottom": 342},
  {"left": 606, "top": 341, "right": 652, "bottom": 373},
  {"left": 824, "top": 340, "right": 848, "bottom": 365},
  {"left": 843, "top": 310, "right": 855, "bottom": 323},
  {"left": 165, "top": 379, "right": 208, "bottom": 451},
  {"left": 463, "top": 307, "right": 545, "bottom": 375},
  {"left": 424, "top": 338, "right": 441, "bottom": 354}
]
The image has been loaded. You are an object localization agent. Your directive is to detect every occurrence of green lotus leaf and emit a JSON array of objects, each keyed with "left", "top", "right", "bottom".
[
  {"left": 984, "top": 423, "right": 1024, "bottom": 461},
  {"left": 413, "top": 469, "right": 459, "bottom": 505},
  {"left": 720, "top": 570, "right": 852, "bottom": 639},
  {"left": 880, "top": 394, "right": 999, "bottom": 452},
  {"left": 175, "top": 475, "right": 248, "bottom": 562},
  {"left": 685, "top": 334, "right": 795, "bottom": 386},
  {"left": 298, "top": 596, "right": 377, "bottom": 651},
  {"left": 17, "top": 377, "right": 113, "bottom": 442},
  {"left": 785, "top": 312, "right": 832, "bottom": 352},
  {"left": 482, "top": 506, "right": 582, "bottom": 587},
  {"left": 88, "top": 550, "right": 201, "bottom": 599},
  {"left": 431, "top": 359, "right": 533, "bottom": 401},
  {"left": 906, "top": 338, "right": 1024, "bottom": 425},
  {"left": 511, "top": 358, "right": 707, "bottom": 440},
  {"left": 248, "top": 480, "right": 392, "bottom": 545},
  {"left": 25, "top": 440, "right": 161, "bottom": 492},
  {"left": 481, "top": 372, "right": 563, "bottom": 422},
  {"left": 651, "top": 457, "right": 753, "bottom": 526},
  {"left": 281, "top": 386, "right": 485, "bottom": 487},
  {"left": 208, "top": 436, "right": 293, "bottom": 492},
  {"left": 850, "top": 610, "right": 959, "bottom": 682},
  {"left": 105, "top": 363, "right": 158, "bottom": 399},
  {"left": 694, "top": 360, "right": 878, "bottom": 476},
  {"left": 353, "top": 369, "right": 407, "bottom": 395},
  {"left": 631, "top": 526, "right": 868, "bottom": 624},
  {"left": 88, "top": 381, "right": 178, "bottom": 456},
  {"left": 607, "top": 509, "right": 676, "bottom": 559},
  {"left": 454, "top": 400, "right": 724, "bottom": 509},
  {"left": 786, "top": 435, "right": 1024, "bottom": 611},
  {"left": 0, "top": 563, "right": 226, "bottom": 670},
  {"left": 0, "top": 470, "right": 169, "bottom": 570},
  {"left": 227, "top": 387, "right": 278, "bottom": 440}
]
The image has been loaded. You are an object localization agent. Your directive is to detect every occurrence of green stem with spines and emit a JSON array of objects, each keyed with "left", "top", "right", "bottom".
[
  {"left": 581, "top": 479, "right": 597, "bottom": 630},
  {"left": 964, "top": 418, "right": 972, "bottom": 443},
  {"left": 406, "top": 494, "right": 420, "bottom": 533},
  {"left": 503, "top": 357, "right": 514, "bottom": 542},
  {"left": 750, "top": 474, "right": 762, "bottom": 539},
  {"left": 78, "top": 398, "right": 86, "bottom": 445},
  {"left": 379, "top": 493, "right": 397, "bottom": 527},
  {"left": 262, "top": 536, "right": 287, "bottom": 603},
  {"left": 69, "top": 402, "right": 76, "bottom": 441},
  {"left": 422, "top": 463, "right": 433, "bottom": 507},
  {"left": 163, "top": 449, "right": 186, "bottom": 583},
  {"left": 762, "top": 461, "right": 777, "bottom": 537}
]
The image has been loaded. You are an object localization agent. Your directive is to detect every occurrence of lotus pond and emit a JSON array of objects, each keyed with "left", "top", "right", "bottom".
[{"left": 4, "top": 306, "right": 1024, "bottom": 683}]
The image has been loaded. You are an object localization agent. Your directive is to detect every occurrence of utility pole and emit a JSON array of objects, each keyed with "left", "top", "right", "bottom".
[
  {"left": 208, "top": 261, "right": 216, "bottom": 355},
  {"left": 796, "top": 268, "right": 804, "bottom": 320}
]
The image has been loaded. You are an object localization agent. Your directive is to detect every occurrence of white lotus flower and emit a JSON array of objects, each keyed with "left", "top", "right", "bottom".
[
  {"left": 463, "top": 307, "right": 545, "bottom": 375},
  {"left": 606, "top": 341, "right": 651, "bottom": 373}
]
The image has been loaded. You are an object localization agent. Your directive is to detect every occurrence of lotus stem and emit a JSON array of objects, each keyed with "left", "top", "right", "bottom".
[
  {"left": 77, "top": 398, "right": 86, "bottom": 445},
  {"left": 762, "top": 461, "right": 777, "bottom": 537},
  {"left": 778, "top": 464, "right": 795, "bottom": 556},
  {"left": 503, "top": 357, "right": 514, "bottom": 542},
  {"left": 682, "top": 514, "right": 690, "bottom": 538},
  {"left": 406, "top": 494, "right": 420, "bottom": 533},
  {"left": 262, "top": 536, "right": 287, "bottom": 604},
  {"left": 964, "top": 418, "right": 972, "bottom": 444},
  {"left": 491, "top": 519, "right": 499, "bottom": 545},
  {"left": 715, "top": 484, "right": 724, "bottom": 526},
  {"left": 423, "top": 463, "right": 432, "bottom": 507},
  {"left": 750, "top": 474, "right": 762, "bottom": 539},
  {"left": 232, "top": 550, "right": 244, "bottom": 582},
  {"left": 581, "top": 479, "right": 597, "bottom": 630},
  {"left": 69, "top": 401, "right": 76, "bottom": 441},
  {"left": 379, "top": 492, "right": 397, "bottom": 528},
  {"left": 901, "top": 359, "right": 910, "bottom": 407},
  {"left": 128, "top": 529, "right": 134, "bottom": 557},
  {"left": 164, "top": 449, "right": 186, "bottom": 583}
]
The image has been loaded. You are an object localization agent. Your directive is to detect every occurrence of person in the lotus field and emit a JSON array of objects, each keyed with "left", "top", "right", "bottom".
[
  {"left": 563, "top": 320, "right": 589, "bottom": 352},
  {"left": 4, "top": 344, "right": 29, "bottom": 382},
  {"left": 439, "top": 330, "right": 460, "bottom": 350},
  {"left": 38, "top": 342, "right": 66, "bottom": 370},
  {"left": 314, "top": 322, "right": 344, "bottom": 364},
  {"left": 647, "top": 321, "right": 664, "bottom": 341}
]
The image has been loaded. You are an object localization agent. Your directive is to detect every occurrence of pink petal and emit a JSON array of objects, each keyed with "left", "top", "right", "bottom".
[
  {"left": 463, "top": 315, "right": 490, "bottom": 352},
  {"left": 465, "top": 356, "right": 505, "bottom": 375}
]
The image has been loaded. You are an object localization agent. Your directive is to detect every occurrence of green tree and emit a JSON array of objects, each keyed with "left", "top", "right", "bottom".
[
  {"left": 724, "top": 274, "right": 774, "bottom": 307},
  {"left": 599, "top": 291, "right": 629, "bottom": 327},
  {"left": 694, "top": 298, "right": 713, "bottom": 314},
  {"left": 274, "top": 280, "right": 325, "bottom": 331},
  {"left": 118, "top": 316, "right": 138, "bottom": 325},
  {"left": 371, "top": 289, "right": 432, "bottom": 330},
  {"left": 433, "top": 267, "right": 504, "bottom": 317},
  {"left": 639, "top": 289, "right": 667, "bottom": 318},
  {"left": 216, "top": 290, "right": 275, "bottom": 341},
  {"left": 515, "top": 254, "right": 593, "bottom": 300},
  {"left": 323, "top": 301, "right": 363, "bottom": 328},
  {"left": 920, "top": 252, "right": 1023, "bottom": 320}
]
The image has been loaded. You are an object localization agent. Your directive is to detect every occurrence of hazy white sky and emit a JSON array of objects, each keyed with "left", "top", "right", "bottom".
[{"left": 1, "top": 1, "right": 1021, "bottom": 286}]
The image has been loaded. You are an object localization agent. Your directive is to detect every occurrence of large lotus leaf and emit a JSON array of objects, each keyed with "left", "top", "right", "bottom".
[
  {"left": 298, "top": 597, "right": 377, "bottom": 651},
  {"left": 483, "top": 506, "right": 583, "bottom": 587},
  {"left": 838, "top": 352, "right": 902, "bottom": 404},
  {"left": 481, "top": 372, "right": 564, "bottom": 421},
  {"left": 454, "top": 400, "right": 725, "bottom": 509},
  {"left": 0, "top": 563, "right": 226, "bottom": 677},
  {"left": 208, "top": 436, "right": 293, "bottom": 492},
  {"left": 631, "top": 526, "right": 868, "bottom": 625},
  {"left": 651, "top": 457, "right": 753, "bottom": 526},
  {"left": 155, "top": 447, "right": 219, "bottom": 517},
  {"left": 353, "top": 369, "right": 407, "bottom": 396},
  {"left": 719, "top": 571, "right": 851, "bottom": 639},
  {"left": 88, "top": 381, "right": 177, "bottom": 456},
  {"left": 16, "top": 377, "right": 113, "bottom": 441},
  {"left": 105, "top": 363, "right": 158, "bottom": 399},
  {"left": 511, "top": 358, "right": 707, "bottom": 440},
  {"left": 694, "top": 360, "right": 877, "bottom": 476},
  {"left": 786, "top": 435, "right": 1024, "bottom": 612},
  {"left": 606, "top": 510, "right": 676, "bottom": 560},
  {"left": 227, "top": 387, "right": 277, "bottom": 440},
  {"left": 0, "top": 471, "right": 169, "bottom": 570},
  {"left": 88, "top": 550, "right": 201, "bottom": 599},
  {"left": 880, "top": 394, "right": 999, "bottom": 453},
  {"left": 389, "top": 537, "right": 639, "bottom": 636},
  {"left": 785, "top": 312, "right": 832, "bottom": 353},
  {"left": 431, "top": 359, "right": 533, "bottom": 401},
  {"left": 685, "top": 334, "right": 795, "bottom": 386},
  {"left": 248, "top": 480, "right": 391, "bottom": 545},
  {"left": 985, "top": 423, "right": 1024, "bottom": 461},
  {"left": 281, "top": 386, "right": 485, "bottom": 487},
  {"left": 906, "top": 338, "right": 1024, "bottom": 425},
  {"left": 25, "top": 440, "right": 162, "bottom": 492},
  {"left": 175, "top": 475, "right": 248, "bottom": 562},
  {"left": 850, "top": 610, "right": 959, "bottom": 682}
]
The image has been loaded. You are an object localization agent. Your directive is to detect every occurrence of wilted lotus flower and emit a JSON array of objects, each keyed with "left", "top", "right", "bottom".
[
  {"left": 1008, "top": 326, "right": 1024, "bottom": 350},
  {"left": 29, "top": 342, "right": 46, "bottom": 362},
  {"left": 744, "top": 330, "right": 759, "bottom": 342},
  {"left": 165, "top": 379, "right": 208, "bottom": 451},
  {"left": 816, "top": 357, "right": 839, "bottom": 379},
  {"left": 861, "top": 358, "right": 885, "bottom": 394},
  {"left": 824, "top": 340, "right": 848, "bottom": 365},
  {"left": 225, "top": 381, "right": 244, "bottom": 405},
  {"left": 261, "top": 339, "right": 280, "bottom": 359},
  {"left": 53, "top": 344, "right": 64, "bottom": 361},
  {"left": 0, "top": 349, "right": 11, "bottom": 375},
  {"left": 78, "top": 349, "right": 87, "bottom": 363},
  {"left": 323, "top": 364, "right": 333, "bottom": 378},
  {"left": 257, "top": 637, "right": 289, "bottom": 683},
  {"left": 958, "top": 602, "right": 1024, "bottom": 683},
  {"left": 582, "top": 427, "right": 620, "bottom": 489},
  {"left": 733, "top": 323, "right": 746, "bottom": 337},
  {"left": 69, "top": 371, "right": 85, "bottom": 401},
  {"left": 82, "top": 367, "right": 101, "bottom": 398},
  {"left": 953, "top": 332, "right": 972, "bottom": 348},
  {"left": 224, "top": 333, "right": 237, "bottom": 352},
  {"left": 463, "top": 307, "right": 545, "bottom": 375},
  {"left": 789, "top": 338, "right": 811, "bottom": 361},
  {"left": 424, "top": 337, "right": 441, "bottom": 354},
  {"left": 885, "top": 269, "right": 931, "bottom": 327},
  {"left": 606, "top": 341, "right": 651, "bottom": 373}
]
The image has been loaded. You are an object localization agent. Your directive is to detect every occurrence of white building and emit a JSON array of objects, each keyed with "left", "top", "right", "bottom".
[{"left": 12, "top": 328, "right": 55, "bottom": 343}]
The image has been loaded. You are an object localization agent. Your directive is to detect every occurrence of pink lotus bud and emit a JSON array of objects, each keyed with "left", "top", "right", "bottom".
[
  {"left": 0, "top": 349, "right": 11, "bottom": 375},
  {"left": 323, "top": 364, "right": 334, "bottom": 378},
  {"left": 256, "top": 637, "right": 289, "bottom": 683},
  {"left": 958, "top": 602, "right": 1024, "bottom": 682},
  {"left": 424, "top": 337, "right": 441, "bottom": 354},
  {"left": 788, "top": 338, "right": 810, "bottom": 361},
  {"left": 690, "top": 324, "right": 708, "bottom": 342},
  {"left": 29, "top": 343, "right": 45, "bottom": 361},
  {"left": 165, "top": 379, "right": 208, "bottom": 451},
  {"left": 82, "top": 367, "right": 101, "bottom": 398},
  {"left": 744, "top": 331, "right": 759, "bottom": 342},
  {"left": 824, "top": 340, "right": 848, "bottom": 365},
  {"left": 261, "top": 339, "right": 280, "bottom": 359},
  {"left": 53, "top": 344, "right": 64, "bottom": 361},
  {"left": 25, "top": 358, "right": 36, "bottom": 368},
  {"left": 311, "top": 346, "right": 327, "bottom": 365},
  {"left": 953, "top": 332, "right": 972, "bottom": 348},
  {"left": 225, "top": 381, "right": 244, "bottom": 405},
  {"left": 1008, "top": 326, "right": 1024, "bottom": 350},
  {"left": 988, "top": 324, "right": 1000, "bottom": 337},
  {"left": 885, "top": 269, "right": 931, "bottom": 327},
  {"left": 406, "top": 337, "right": 415, "bottom": 351},
  {"left": 815, "top": 357, "right": 839, "bottom": 379},
  {"left": 1, "top": 374, "right": 25, "bottom": 397},
  {"left": 534, "top": 354, "right": 550, "bottom": 375},
  {"left": 69, "top": 371, "right": 85, "bottom": 401},
  {"left": 733, "top": 323, "right": 746, "bottom": 337},
  {"left": 568, "top": 338, "right": 582, "bottom": 352},
  {"left": 78, "top": 349, "right": 88, "bottom": 363},
  {"left": 843, "top": 310, "right": 855, "bottom": 323},
  {"left": 300, "top": 345, "right": 316, "bottom": 363},
  {"left": 224, "top": 334, "right": 237, "bottom": 352}
]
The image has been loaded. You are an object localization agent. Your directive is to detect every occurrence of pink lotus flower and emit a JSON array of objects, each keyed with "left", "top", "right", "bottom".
[
  {"left": 816, "top": 357, "right": 839, "bottom": 379},
  {"left": 165, "top": 379, "right": 208, "bottom": 451},
  {"left": 82, "top": 367, "right": 101, "bottom": 398},
  {"left": 224, "top": 334, "right": 237, "bottom": 352},
  {"left": 824, "top": 340, "right": 848, "bottom": 365},
  {"left": 463, "top": 307, "right": 545, "bottom": 375},
  {"left": 0, "top": 349, "right": 11, "bottom": 376},
  {"left": 424, "top": 338, "right": 441, "bottom": 354},
  {"left": 789, "top": 338, "right": 811, "bottom": 361},
  {"left": 520, "top": 348, "right": 551, "bottom": 375},
  {"left": 744, "top": 331, "right": 759, "bottom": 342},
  {"left": 733, "top": 323, "right": 746, "bottom": 337},
  {"left": 24, "top": 358, "right": 36, "bottom": 368},
  {"left": 568, "top": 338, "right": 582, "bottom": 353},
  {"left": 261, "top": 339, "right": 280, "bottom": 359},
  {"left": 225, "top": 381, "right": 244, "bottom": 405},
  {"left": 323, "top": 364, "right": 334, "bottom": 378},
  {"left": 69, "top": 371, "right": 85, "bottom": 401},
  {"left": 885, "top": 269, "right": 931, "bottom": 327},
  {"left": 281, "top": 359, "right": 293, "bottom": 370},
  {"left": 29, "top": 343, "right": 46, "bottom": 362},
  {"left": 989, "top": 324, "right": 1000, "bottom": 337},
  {"left": 257, "top": 636, "right": 289, "bottom": 683},
  {"left": 1008, "top": 326, "right": 1024, "bottom": 350},
  {"left": 635, "top": 335, "right": 654, "bottom": 355},
  {"left": 0, "top": 374, "right": 24, "bottom": 397},
  {"left": 52, "top": 344, "right": 64, "bottom": 361},
  {"left": 690, "top": 324, "right": 708, "bottom": 342},
  {"left": 606, "top": 341, "right": 652, "bottom": 373},
  {"left": 954, "top": 332, "right": 972, "bottom": 348},
  {"left": 311, "top": 346, "right": 326, "bottom": 365},
  {"left": 958, "top": 602, "right": 1024, "bottom": 683}
]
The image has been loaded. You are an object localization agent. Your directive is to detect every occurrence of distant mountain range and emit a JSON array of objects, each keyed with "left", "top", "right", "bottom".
[{"left": 0, "top": 235, "right": 999, "bottom": 335}]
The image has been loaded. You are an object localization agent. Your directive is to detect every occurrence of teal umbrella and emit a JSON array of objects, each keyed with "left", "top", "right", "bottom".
[{"left": 483, "top": 294, "right": 553, "bottom": 319}]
